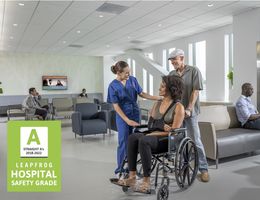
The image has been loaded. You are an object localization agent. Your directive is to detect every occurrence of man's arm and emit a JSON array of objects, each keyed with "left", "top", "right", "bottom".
[
  {"left": 185, "top": 90, "right": 199, "bottom": 117},
  {"left": 248, "top": 113, "right": 260, "bottom": 120}
]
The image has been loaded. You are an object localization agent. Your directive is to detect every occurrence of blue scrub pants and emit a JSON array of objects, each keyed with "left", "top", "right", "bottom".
[{"left": 114, "top": 105, "right": 140, "bottom": 174}]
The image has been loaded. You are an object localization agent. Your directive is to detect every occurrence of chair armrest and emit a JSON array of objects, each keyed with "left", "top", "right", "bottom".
[
  {"left": 198, "top": 122, "right": 217, "bottom": 160},
  {"left": 72, "top": 112, "right": 82, "bottom": 134},
  {"left": 99, "top": 110, "right": 109, "bottom": 128},
  {"left": 97, "top": 111, "right": 107, "bottom": 123}
]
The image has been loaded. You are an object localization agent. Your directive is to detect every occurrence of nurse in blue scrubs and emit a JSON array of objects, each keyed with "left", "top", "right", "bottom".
[{"left": 107, "top": 61, "right": 160, "bottom": 175}]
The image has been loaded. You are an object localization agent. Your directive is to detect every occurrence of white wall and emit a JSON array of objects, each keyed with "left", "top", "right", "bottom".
[
  {"left": 232, "top": 8, "right": 260, "bottom": 105},
  {"left": 103, "top": 55, "right": 116, "bottom": 101},
  {"left": 144, "top": 25, "right": 232, "bottom": 101},
  {"left": 0, "top": 52, "right": 103, "bottom": 95}
]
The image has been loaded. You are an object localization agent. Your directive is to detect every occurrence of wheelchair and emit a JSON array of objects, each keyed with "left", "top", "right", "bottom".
[{"left": 116, "top": 127, "right": 199, "bottom": 200}]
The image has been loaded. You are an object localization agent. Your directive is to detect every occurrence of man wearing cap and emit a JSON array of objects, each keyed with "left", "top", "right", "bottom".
[{"left": 168, "top": 49, "right": 209, "bottom": 182}]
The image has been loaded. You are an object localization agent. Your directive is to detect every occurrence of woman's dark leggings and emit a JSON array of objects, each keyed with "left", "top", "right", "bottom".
[{"left": 127, "top": 132, "right": 168, "bottom": 177}]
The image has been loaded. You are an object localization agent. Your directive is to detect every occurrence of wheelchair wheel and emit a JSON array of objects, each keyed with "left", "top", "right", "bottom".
[
  {"left": 157, "top": 184, "right": 169, "bottom": 200},
  {"left": 161, "top": 177, "right": 170, "bottom": 187},
  {"left": 174, "top": 137, "right": 198, "bottom": 189}
]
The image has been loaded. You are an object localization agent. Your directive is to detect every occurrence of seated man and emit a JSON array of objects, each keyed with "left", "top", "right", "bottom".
[
  {"left": 79, "top": 88, "right": 88, "bottom": 98},
  {"left": 23, "top": 87, "right": 48, "bottom": 120},
  {"left": 235, "top": 83, "right": 260, "bottom": 129},
  {"left": 115, "top": 75, "right": 185, "bottom": 193}
]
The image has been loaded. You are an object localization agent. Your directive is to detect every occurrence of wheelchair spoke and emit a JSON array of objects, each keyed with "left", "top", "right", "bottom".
[{"left": 188, "top": 165, "right": 194, "bottom": 173}]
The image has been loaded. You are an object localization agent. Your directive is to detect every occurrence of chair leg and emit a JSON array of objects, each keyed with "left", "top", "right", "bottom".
[
  {"left": 75, "top": 133, "right": 76, "bottom": 139},
  {"left": 216, "top": 158, "right": 219, "bottom": 169},
  {"left": 82, "top": 135, "right": 83, "bottom": 142}
]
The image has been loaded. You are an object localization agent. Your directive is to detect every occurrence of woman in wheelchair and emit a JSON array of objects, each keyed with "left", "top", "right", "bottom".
[{"left": 117, "top": 75, "right": 185, "bottom": 193}]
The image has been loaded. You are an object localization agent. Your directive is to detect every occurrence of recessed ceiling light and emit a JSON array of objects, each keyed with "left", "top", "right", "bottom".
[
  {"left": 208, "top": 3, "right": 214, "bottom": 7},
  {"left": 106, "top": 44, "right": 110, "bottom": 48},
  {"left": 158, "top": 24, "right": 162, "bottom": 27},
  {"left": 9, "top": 36, "right": 14, "bottom": 39},
  {"left": 99, "top": 15, "right": 104, "bottom": 18},
  {"left": 62, "top": 41, "right": 67, "bottom": 44},
  {"left": 127, "top": 36, "right": 131, "bottom": 39},
  {"left": 18, "top": 3, "right": 25, "bottom": 6},
  {"left": 13, "top": 23, "right": 18, "bottom": 27},
  {"left": 76, "top": 30, "right": 81, "bottom": 34}
]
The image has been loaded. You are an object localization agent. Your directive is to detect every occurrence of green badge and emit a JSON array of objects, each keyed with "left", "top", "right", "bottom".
[{"left": 7, "top": 121, "right": 61, "bottom": 192}]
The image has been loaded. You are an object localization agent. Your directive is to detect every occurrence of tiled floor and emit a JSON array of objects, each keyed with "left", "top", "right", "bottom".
[{"left": 0, "top": 120, "right": 260, "bottom": 200}]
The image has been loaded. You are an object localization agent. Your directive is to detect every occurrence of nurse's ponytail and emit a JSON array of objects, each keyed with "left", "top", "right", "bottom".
[{"left": 111, "top": 61, "right": 128, "bottom": 74}]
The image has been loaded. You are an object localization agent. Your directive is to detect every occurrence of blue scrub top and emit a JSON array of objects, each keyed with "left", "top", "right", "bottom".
[{"left": 107, "top": 76, "right": 142, "bottom": 113}]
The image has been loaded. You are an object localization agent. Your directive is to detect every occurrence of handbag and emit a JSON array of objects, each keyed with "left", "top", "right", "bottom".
[{"left": 147, "top": 101, "right": 176, "bottom": 132}]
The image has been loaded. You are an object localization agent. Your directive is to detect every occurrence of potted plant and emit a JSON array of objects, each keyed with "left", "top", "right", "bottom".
[
  {"left": 0, "top": 82, "right": 3, "bottom": 94},
  {"left": 227, "top": 70, "right": 233, "bottom": 86}
]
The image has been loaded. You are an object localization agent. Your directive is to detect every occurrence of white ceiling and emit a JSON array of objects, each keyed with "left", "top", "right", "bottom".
[{"left": 0, "top": 0, "right": 260, "bottom": 56}]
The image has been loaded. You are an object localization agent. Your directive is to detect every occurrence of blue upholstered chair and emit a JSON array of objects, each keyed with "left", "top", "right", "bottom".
[{"left": 72, "top": 103, "right": 108, "bottom": 141}]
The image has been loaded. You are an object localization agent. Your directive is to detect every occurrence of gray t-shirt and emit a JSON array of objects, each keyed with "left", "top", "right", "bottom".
[{"left": 169, "top": 65, "right": 203, "bottom": 116}]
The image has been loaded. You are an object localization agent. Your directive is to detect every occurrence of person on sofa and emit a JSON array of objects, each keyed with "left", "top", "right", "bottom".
[
  {"left": 236, "top": 83, "right": 260, "bottom": 129},
  {"left": 23, "top": 87, "right": 48, "bottom": 120}
]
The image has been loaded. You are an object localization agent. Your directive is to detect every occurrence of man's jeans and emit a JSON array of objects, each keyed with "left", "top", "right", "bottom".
[
  {"left": 185, "top": 115, "right": 208, "bottom": 171},
  {"left": 244, "top": 118, "right": 260, "bottom": 130}
]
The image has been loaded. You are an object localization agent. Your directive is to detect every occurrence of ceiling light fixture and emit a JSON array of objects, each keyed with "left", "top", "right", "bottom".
[
  {"left": 106, "top": 44, "right": 110, "bottom": 48},
  {"left": 18, "top": 3, "right": 25, "bottom": 6},
  {"left": 62, "top": 41, "right": 67, "bottom": 44},
  {"left": 13, "top": 23, "right": 18, "bottom": 27},
  {"left": 158, "top": 24, "right": 162, "bottom": 27},
  {"left": 99, "top": 15, "right": 104, "bottom": 18},
  {"left": 127, "top": 36, "right": 131, "bottom": 39},
  {"left": 76, "top": 30, "right": 81, "bottom": 34},
  {"left": 208, "top": 3, "right": 214, "bottom": 7}
]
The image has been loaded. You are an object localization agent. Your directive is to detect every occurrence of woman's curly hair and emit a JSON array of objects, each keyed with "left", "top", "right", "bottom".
[{"left": 162, "top": 75, "right": 184, "bottom": 102}]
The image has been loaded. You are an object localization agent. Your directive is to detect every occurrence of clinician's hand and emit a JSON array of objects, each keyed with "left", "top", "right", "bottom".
[{"left": 126, "top": 119, "right": 140, "bottom": 127}]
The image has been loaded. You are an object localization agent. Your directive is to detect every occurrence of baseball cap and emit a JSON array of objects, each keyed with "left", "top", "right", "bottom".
[{"left": 168, "top": 49, "right": 185, "bottom": 60}]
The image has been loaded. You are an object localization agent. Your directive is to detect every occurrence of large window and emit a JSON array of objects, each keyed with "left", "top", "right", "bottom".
[
  {"left": 224, "top": 34, "right": 233, "bottom": 101},
  {"left": 162, "top": 49, "right": 167, "bottom": 70},
  {"left": 149, "top": 74, "right": 154, "bottom": 95},
  {"left": 132, "top": 59, "right": 136, "bottom": 77},
  {"left": 143, "top": 68, "right": 147, "bottom": 93},
  {"left": 189, "top": 41, "right": 206, "bottom": 100},
  {"left": 162, "top": 47, "right": 176, "bottom": 72},
  {"left": 188, "top": 43, "right": 194, "bottom": 66},
  {"left": 127, "top": 58, "right": 136, "bottom": 77}
]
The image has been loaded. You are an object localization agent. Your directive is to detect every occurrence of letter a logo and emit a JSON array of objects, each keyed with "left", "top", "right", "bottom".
[
  {"left": 27, "top": 129, "right": 40, "bottom": 145},
  {"left": 20, "top": 127, "right": 48, "bottom": 158}
]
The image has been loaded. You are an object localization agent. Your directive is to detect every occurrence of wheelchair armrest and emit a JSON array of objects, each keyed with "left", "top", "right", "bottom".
[
  {"left": 169, "top": 128, "right": 186, "bottom": 135},
  {"left": 135, "top": 124, "right": 148, "bottom": 128}
]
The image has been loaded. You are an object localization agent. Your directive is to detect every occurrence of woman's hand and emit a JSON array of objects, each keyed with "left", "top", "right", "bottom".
[
  {"left": 126, "top": 119, "right": 140, "bottom": 127},
  {"left": 164, "top": 124, "right": 172, "bottom": 132}
]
